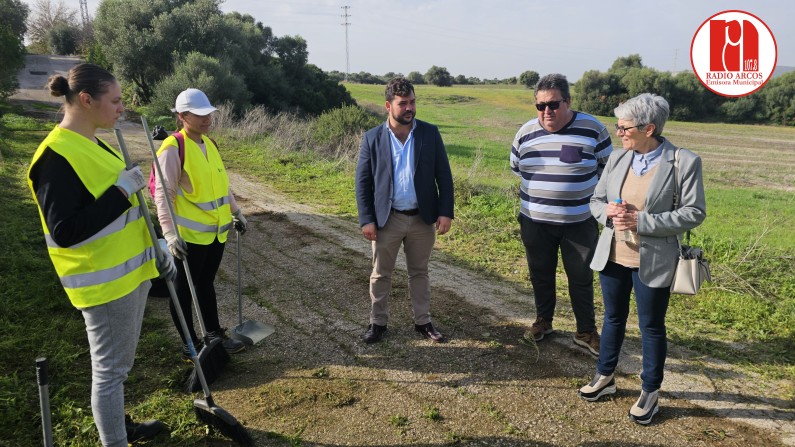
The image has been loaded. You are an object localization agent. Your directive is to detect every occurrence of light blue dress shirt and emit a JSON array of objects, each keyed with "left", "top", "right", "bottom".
[
  {"left": 387, "top": 121, "right": 418, "bottom": 210},
  {"left": 631, "top": 142, "right": 663, "bottom": 176}
]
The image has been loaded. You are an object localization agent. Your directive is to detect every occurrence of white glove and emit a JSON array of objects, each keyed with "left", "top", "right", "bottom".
[
  {"left": 156, "top": 239, "right": 177, "bottom": 282},
  {"left": 232, "top": 209, "right": 247, "bottom": 235},
  {"left": 164, "top": 231, "right": 188, "bottom": 260},
  {"left": 115, "top": 165, "right": 146, "bottom": 197}
]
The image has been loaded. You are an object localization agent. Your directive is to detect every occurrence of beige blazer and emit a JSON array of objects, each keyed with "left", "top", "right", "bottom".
[{"left": 590, "top": 138, "right": 706, "bottom": 287}]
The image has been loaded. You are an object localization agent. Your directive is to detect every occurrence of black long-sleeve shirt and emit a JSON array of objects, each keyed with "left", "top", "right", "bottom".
[{"left": 29, "top": 140, "right": 133, "bottom": 248}]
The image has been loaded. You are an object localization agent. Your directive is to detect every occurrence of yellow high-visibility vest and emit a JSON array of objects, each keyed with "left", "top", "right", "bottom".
[
  {"left": 28, "top": 126, "right": 158, "bottom": 308},
  {"left": 157, "top": 130, "right": 232, "bottom": 244}
]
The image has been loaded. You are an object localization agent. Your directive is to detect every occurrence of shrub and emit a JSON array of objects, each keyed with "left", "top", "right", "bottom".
[
  {"left": 310, "top": 105, "right": 382, "bottom": 159},
  {"left": 47, "top": 23, "right": 80, "bottom": 55},
  {"left": 149, "top": 51, "right": 251, "bottom": 117}
]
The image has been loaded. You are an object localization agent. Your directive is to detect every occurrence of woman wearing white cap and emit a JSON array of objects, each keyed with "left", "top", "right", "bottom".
[{"left": 152, "top": 88, "right": 247, "bottom": 358}]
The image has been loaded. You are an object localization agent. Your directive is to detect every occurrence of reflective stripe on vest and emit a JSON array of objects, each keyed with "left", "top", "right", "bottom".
[
  {"left": 165, "top": 130, "right": 233, "bottom": 244},
  {"left": 44, "top": 206, "right": 144, "bottom": 249},
  {"left": 175, "top": 190, "right": 230, "bottom": 211},
  {"left": 60, "top": 246, "right": 155, "bottom": 288},
  {"left": 27, "top": 126, "right": 158, "bottom": 308}
]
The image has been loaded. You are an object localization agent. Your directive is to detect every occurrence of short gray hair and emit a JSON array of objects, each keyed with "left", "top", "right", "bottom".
[
  {"left": 534, "top": 73, "right": 570, "bottom": 101},
  {"left": 614, "top": 93, "right": 670, "bottom": 136}
]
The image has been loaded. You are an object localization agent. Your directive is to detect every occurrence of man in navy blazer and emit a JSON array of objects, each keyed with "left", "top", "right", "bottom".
[{"left": 355, "top": 77, "right": 454, "bottom": 344}]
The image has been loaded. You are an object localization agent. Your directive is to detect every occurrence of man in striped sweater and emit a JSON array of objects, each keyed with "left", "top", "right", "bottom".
[{"left": 510, "top": 73, "right": 613, "bottom": 356}]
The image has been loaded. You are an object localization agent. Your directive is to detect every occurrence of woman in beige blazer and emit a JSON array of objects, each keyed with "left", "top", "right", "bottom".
[{"left": 577, "top": 93, "right": 706, "bottom": 425}]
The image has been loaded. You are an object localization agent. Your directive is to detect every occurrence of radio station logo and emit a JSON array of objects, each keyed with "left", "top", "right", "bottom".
[{"left": 690, "top": 10, "right": 777, "bottom": 97}]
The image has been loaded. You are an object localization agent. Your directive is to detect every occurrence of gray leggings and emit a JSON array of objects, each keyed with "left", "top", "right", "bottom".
[{"left": 80, "top": 281, "right": 150, "bottom": 447}]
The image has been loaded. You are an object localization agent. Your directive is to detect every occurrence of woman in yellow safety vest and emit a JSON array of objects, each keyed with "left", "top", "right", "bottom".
[
  {"left": 27, "top": 63, "right": 175, "bottom": 446},
  {"left": 153, "top": 88, "right": 248, "bottom": 358}
]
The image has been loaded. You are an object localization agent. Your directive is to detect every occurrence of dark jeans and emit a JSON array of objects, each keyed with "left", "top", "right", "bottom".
[
  {"left": 169, "top": 237, "right": 226, "bottom": 343},
  {"left": 597, "top": 261, "right": 671, "bottom": 392},
  {"left": 519, "top": 215, "right": 598, "bottom": 333}
]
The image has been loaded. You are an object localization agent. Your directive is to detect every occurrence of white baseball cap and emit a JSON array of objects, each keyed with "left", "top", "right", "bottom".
[{"left": 171, "top": 88, "right": 217, "bottom": 115}]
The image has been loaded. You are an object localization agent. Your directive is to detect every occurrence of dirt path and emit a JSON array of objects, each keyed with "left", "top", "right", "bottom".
[{"left": 12, "top": 55, "right": 794, "bottom": 446}]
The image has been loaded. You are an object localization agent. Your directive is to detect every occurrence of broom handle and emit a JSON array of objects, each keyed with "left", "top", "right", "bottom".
[
  {"left": 140, "top": 118, "right": 210, "bottom": 338},
  {"left": 237, "top": 229, "right": 243, "bottom": 326},
  {"left": 36, "top": 357, "right": 53, "bottom": 447},
  {"left": 113, "top": 127, "right": 214, "bottom": 401}
]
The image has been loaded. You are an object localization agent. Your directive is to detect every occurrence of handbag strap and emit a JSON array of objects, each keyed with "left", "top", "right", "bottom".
[{"left": 673, "top": 148, "right": 691, "bottom": 246}]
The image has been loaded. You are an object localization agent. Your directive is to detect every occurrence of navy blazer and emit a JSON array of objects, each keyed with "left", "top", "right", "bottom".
[{"left": 355, "top": 119, "right": 454, "bottom": 228}]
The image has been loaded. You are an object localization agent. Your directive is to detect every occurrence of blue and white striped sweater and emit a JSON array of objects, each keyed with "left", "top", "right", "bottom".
[{"left": 510, "top": 112, "right": 613, "bottom": 224}]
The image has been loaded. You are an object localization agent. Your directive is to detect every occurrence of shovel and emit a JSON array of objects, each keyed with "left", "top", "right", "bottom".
[{"left": 231, "top": 229, "right": 275, "bottom": 344}]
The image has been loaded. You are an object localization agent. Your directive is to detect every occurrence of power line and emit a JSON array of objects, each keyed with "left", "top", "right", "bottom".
[{"left": 341, "top": 6, "right": 351, "bottom": 81}]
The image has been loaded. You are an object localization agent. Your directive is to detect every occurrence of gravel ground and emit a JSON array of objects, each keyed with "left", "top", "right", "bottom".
[{"left": 12, "top": 55, "right": 794, "bottom": 446}]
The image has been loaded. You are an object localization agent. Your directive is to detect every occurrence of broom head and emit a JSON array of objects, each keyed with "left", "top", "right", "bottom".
[
  {"left": 194, "top": 398, "right": 254, "bottom": 446},
  {"left": 185, "top": 337, "right": 229, "bottom": 393}
]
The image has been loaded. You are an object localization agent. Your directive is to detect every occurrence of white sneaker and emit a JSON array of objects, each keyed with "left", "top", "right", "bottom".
[
  {"left": 628, "top": 390, "right": 660, "bottom": 425},
  {"left": 577, "top": 373, "right": 616, "bottom": 402}
]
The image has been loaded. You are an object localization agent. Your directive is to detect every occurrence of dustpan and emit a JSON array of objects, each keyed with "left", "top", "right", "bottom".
[{"left": 231, "top": 229, "right": 275, "bottom": 345}]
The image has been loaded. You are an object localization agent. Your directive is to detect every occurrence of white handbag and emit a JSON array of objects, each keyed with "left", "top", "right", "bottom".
[
  {"left": 671, "top": 242, "right": 711, "bottom": 295},
  {"left": 670, "top": 149, "right": 711, "bottom": 295}
]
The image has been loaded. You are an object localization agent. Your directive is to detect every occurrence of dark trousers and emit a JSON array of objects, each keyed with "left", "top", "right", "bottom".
[
  {"left": 169, "top": 237, "right": 226, "bottom": 344},
  {"left": 519, "top": 215, "right": 598, "bottom": 333},
  {"left": 597, "top": 261, "right": 671, "bottom": 392}
]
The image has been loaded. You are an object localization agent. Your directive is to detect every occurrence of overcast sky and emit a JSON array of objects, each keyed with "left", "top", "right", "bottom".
[{"left": 75, "top": 0, "right": 794, "bottom": 81}]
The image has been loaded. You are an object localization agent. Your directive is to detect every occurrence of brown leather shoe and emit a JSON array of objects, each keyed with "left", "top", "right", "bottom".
[
  {"left": 363, "top": 323, "right": 387, "bottom": 343},
  {"left": 415, "top": 322, "right": 445, "bottom": 343}
]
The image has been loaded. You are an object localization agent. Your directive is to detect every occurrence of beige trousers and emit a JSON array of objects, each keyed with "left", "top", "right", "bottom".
[{"left": 369, "top": 211, "right": 436, "bottom": 326}]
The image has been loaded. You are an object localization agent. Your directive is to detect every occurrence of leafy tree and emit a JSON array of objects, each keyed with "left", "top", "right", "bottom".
[
  {"left": 454, "top": 74, "right": 468, "bottom": 85},
  {"left": 572, "top": 70, "right": 623, "bottom": 117},
  {"left": 47, "top": 22, "right": 80, "bottom": 55},
  {"left": 669, "top": 72, "right": 723, "bottom": 121},
  {"left": 95, "top": 0, "right": 225, "bottom": 103},
  {"left": 720, "top": 95, "right": 764, "bottom": 123},
  {"left": 382, "top": 72, "right": 403, "bottom": 82},
  {"left": 274, "top": 35, "right": 308, "bottom": 75},
  {"left": 609, "top": 54, "right": 643, "bottom": 74},
  {"left": 406, "top": 71, "right": 425, "bottom": 85},
  {"left": 0, "top": 0, "right": 28, "bottom": 100},
  {"left": 85, "top": 41, "right": 111, "bottom": 70},
  {"left": 760, "top": 71, "right": 795, "bottom": 126},
  {"left": 94, "top": 0, "right": 350, "bottom": 113},
  {"left": 519, "top": 70, "right": 539, "bottom": 89},
  {"left": 425, "top": 65, "right": 452, "bottom": 87},
  {"left": 149, "top": 51, "right": 251, "bottom": 116},
  {"left": 26, "top": 0, "right": 77, "bottom": 54}
]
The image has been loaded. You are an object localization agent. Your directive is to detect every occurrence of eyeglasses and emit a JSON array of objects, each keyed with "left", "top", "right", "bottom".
[
  {"left": 535, "top": 100, "right": 565, "bottom": 112},
  {"left": 614, "top": 124, "right": 645, "bottom": 133}
]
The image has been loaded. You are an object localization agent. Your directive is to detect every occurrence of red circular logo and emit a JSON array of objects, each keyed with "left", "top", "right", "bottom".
[{"left": 690, "top": 10, "right": 777, "bottom": 97}]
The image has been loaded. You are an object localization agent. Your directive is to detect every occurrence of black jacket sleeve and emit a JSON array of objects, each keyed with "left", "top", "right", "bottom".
[{"left": 29, "top": 146, "right": 133, "bottom": 248}]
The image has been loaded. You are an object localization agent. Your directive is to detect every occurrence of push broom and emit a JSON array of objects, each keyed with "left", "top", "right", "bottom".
[
  {"left": 138, "top": 118, "right": 230, "bottom": 392},
  {"left": 114, "top": 127, "right": 253, "bottom": 446}
]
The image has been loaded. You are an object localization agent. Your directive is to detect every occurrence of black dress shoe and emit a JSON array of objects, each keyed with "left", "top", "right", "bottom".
[
  {"left": 363, "top": 323, "right": 387, "bottom": 343},
  {"left": 415, "top": 322, "right": 445, "bottom": 343},
  {"left": 126, "top": 414, "right": 168, "bottom": 443}
]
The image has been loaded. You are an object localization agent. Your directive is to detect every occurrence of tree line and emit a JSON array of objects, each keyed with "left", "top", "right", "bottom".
[
  {"left": 574, "top": 54, "right": 795, "bottom": 126},
  {"left": 326, "top": 66, "right": 527, "bottom": 87}
]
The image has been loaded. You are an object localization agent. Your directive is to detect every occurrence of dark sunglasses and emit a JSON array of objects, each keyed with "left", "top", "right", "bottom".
[{"left": 535, "top": 100, "right": 565, "bottom": 112}]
